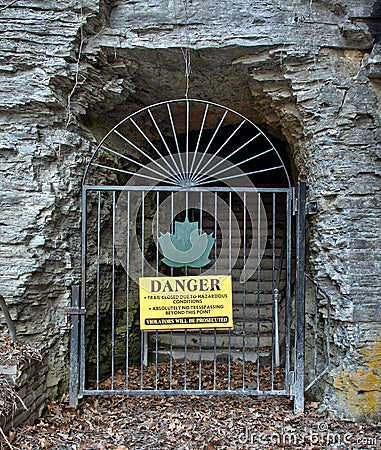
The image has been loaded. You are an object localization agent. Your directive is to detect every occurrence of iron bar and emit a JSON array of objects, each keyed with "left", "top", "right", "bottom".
[
  {"left": 155, "top": 191, "right": 160, "bottom": 390},
  {"left": 100, "top": 144, "right": 175, "bottom": 182},
  {"left": 198, "top": 329, "right": 202, "bottom": 390},
  {"left": 191, "top": 120, "right": 246, "bottom": 181},
  {"left": 129, "top": 118, "right": 182, "bottom": 181},
  {"left": 284, "top": 191, "right": 292, "bottom": 391},
  {"left": 80, "top": 186, "right": 87, "bottom": 397},
  {"left": 294, "top": 182, "right": 306, "bottom": 413},
  {"left": 169, "top": 192, "right": 174, "bottom": 390},
  {"left": 228, "top": 191, "right": 232, "bottom": 390},
  {"left": 155, "top": 330, "right": 159, "bottom": 390},
  {"left": 69, "top": 285, "right": 80, "bottom": 407},
  {"left": 169, "top": 331, "right": 173, "bottom": 390},
  {"left": 200, "top": 165, "right": 284, "bottom": 186},
  {"left": 313, "top": 282, "right": 319, "bottom": 380},
  {"left": 271, "top": 193, "right": 276, "bottom": 388},
  {"left": 84, "top": 389, "right": 288, "bottom": 396},
  {"left": 256, "top": 193, "right": 261, "bottom": 391},
  {"left": 274, "top": 226, "right": 287, "bottom": 368},
  {"left": 84, "top": 185, "right": 291, "bottom": 193},
  {"left": 242, "top": 192, "right": 247, "bottom": 390},
  {"left": 186, "top": 99, "right": 189, "bottom": 175},
  {"left": 213, "top": 329, "right": 217, "bottom": 391},
  {"left": 96, "top": 191, "right": 101, "bottom": 389},
  {"left": 91, "top": 162, "right": 179, "bottom": 186},
  {"left": 167, "top": 103, "right": 185, "bottom": 175},
  {"left": 193, "top": 136, "right": 265, "bottom": 185},
  {"left": 191, "top": 110, "right": 229, "bottom": 177},
  {"left": 111, "top": 191, "right": 116, "bottom": 389},
  {"left": 140, "top": 191, "right": 145, "bottom": 388},
  {"left": 111, "top": 129, "right": 179, "bottom": 180},
  {"left": 214, "top": 192, "right": 218, "bottom": 274},
  {"left": 148, "top": 109, "right": 183, "bottom": 179},
  {"left": 184, "top": 330, "right": 187, "bottom": 390},
  {"left": 125, "top": 191, "right": 130, "bottom": 390}
]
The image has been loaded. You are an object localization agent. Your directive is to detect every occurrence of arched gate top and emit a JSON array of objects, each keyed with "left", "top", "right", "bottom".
[{"left": 83, "top": 99, "right": 291, "bottom": 188}]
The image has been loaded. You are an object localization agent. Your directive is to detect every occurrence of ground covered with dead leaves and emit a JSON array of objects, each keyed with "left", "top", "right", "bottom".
[
  {"left": 1, "top": 339, "right": 380, "bottom": 449},
  {"left": 5, "top": 394, "right": 381, "bottom": 450}
]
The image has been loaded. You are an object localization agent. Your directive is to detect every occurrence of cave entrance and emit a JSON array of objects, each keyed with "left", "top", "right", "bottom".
[{"left": 69, "top": 99, "right": 306, "bottom": 413}]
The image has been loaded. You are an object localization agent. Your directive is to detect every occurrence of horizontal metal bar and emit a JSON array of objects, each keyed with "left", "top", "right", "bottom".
[
  {"left": 66, "top": 307, "right": 86, "bottom": 316},
  {"left": 83, "top": 185, "right": 292, "bottom": 193},
  {"left": 83, "top": 389, "right": 288, "bottom": 396}
]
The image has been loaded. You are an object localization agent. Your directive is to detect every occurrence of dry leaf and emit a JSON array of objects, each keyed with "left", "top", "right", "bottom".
[
  {"left": 38, "top": 437, "right": 51, "bottom": 448},
  {"left": 8, "top": 430, "right": 16, "bottom": 442}
]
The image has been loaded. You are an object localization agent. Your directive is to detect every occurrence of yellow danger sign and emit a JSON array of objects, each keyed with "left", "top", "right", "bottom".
[{"left": 139, "top": 275, "right": 233, "bottom": 331}]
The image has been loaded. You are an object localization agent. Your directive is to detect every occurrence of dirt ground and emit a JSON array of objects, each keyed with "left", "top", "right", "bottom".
[
  {"left": 5, "top": 394, "right": 381, "bottom": 450},
  {"left": 1, "top": 340, "right": 380, "bottom": 449}
]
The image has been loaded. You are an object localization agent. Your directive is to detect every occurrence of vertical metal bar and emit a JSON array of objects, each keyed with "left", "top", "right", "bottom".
[
  {"left": 294, "top": 182, "right": 306, "bottom": 413},
  {"left": 184, "top": 190, "right": 188, "bottom": 390},
  {"left": 69, "top": 285, "right": 80, "bottom": 407},
  {"left": 111, "top": 191, "right": 116, "bottom": 390},
  {"left": 186, "top": 99, "right": 189, "bottom": 176},
  {"left": 156, "top": 192, "right": 159, "bottom": 276},
  {"left": 184, "top": 329, "right": 187, "bottom": 390},
  {"left": 125, "top": 191, "right": 130, "bottom": 390},
  {"left": 199, "top": 191, "right": 203, "bottom": 390},
  {"left": 213, "top": 328, "right": 217, "bottom": 390},
  {"left": 80, "top": 186, "right": 87, "bottom": 396},
  {"left": 199, "top": 191, "right": 203, "bottom": 276},
  {"left": 313, "top": 283, "right": 318, "bottom": 380},
  {"left": 171, "top": 192, "right": 174, "bottom": 278},
  {"left": 96, "top": 191, "right": 101, "bottom": 389},
  {"left": 242, "top": 192, "right": 247, "bottom": 390},
  {"left": 169, "top": 331, "right": 173, "bottom": 390},
  {"left": 228, "top": 191, "right": 232, "bottom": 390},
  {"left": 214, "top": 192, "right": 218, "bottom": 389},
  {"left": 214, "top": 192, "right": 218, "bottom": 274},
  {"left": 155, "top": 192, "right": 159, "bottom": 390},
  {"left": 141, "top": 191, "right": 146, "bottom": 389},
  {"left": 185, "top": 191, "right": 189, "bottom": 216},
  {"left": 169, "top": 192, "right": 174, "bottom": 390},
  {"left": 285, "top": 190, "right": 292, "bottom": 391},
  {"left": 256, "top": 192, "right": 261, "bottom": 390},
  {"left": 271, "top": 193, "right": 276, "bottom": 389},
  {"left": 198, "top": 329, "right": 202, "bottom": 390},
  {"left": 155, "top": 329, "right": 159, "bottom": 390}
]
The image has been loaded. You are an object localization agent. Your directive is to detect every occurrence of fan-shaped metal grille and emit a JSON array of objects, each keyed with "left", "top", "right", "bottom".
[{"left": 83, "top": 99, "right": 290, "bottom": 188}]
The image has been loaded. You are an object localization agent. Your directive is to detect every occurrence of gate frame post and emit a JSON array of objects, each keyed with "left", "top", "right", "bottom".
[
  {"left": 69, "top": 285, "right": 80, "bottom": 407},
  {"left": 294, "top": 181, "right": 306, "bottom": 413}
]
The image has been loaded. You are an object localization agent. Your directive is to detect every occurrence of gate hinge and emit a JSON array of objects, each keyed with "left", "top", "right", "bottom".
[{"left": 66, "top": 307, "right": 86, "bottom": 316}]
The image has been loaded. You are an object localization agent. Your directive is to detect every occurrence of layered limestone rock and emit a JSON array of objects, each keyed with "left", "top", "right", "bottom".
[{"left": 0, "top": 0, "right": 380, "bottom": 417}]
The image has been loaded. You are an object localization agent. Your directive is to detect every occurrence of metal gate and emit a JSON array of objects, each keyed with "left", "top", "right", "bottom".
[{"left": 69, "top": 100, "right": 306, "bottom": 412}]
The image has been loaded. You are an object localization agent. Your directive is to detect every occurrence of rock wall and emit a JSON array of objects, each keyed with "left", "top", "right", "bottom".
[{"left": 0, "top": 0, "right": 380, "bottom": 418}]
